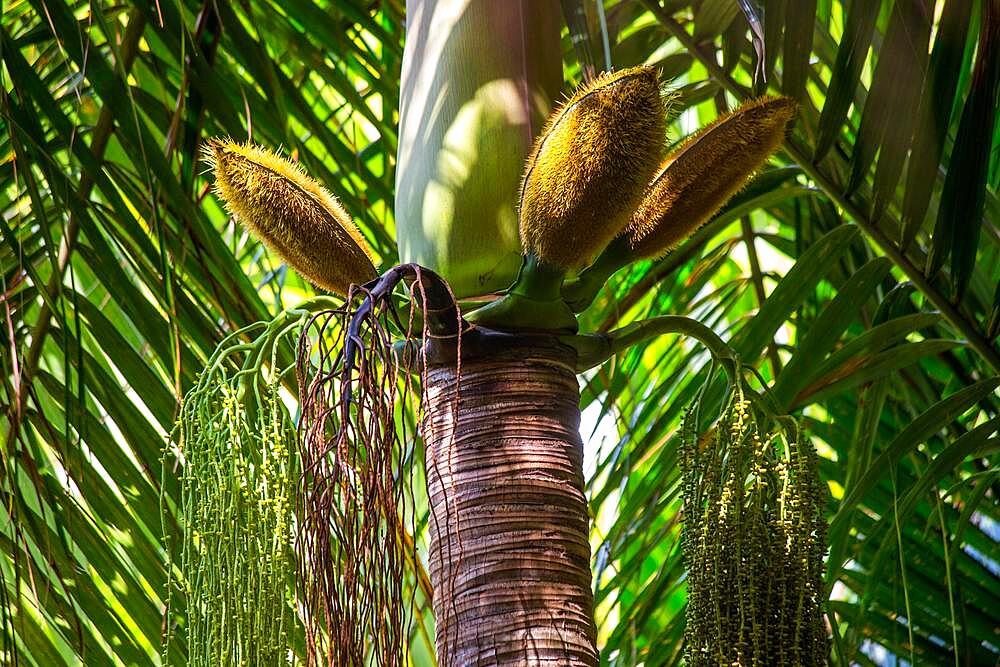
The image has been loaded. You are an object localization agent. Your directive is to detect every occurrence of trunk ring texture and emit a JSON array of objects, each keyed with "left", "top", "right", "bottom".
[{"left": 421, "top": 336, "right": 598, "bottom": 666}]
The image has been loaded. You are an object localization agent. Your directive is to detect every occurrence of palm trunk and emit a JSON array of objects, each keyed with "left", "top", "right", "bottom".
[{"left": 421, "top": 335, "right": 598, "bottom": 666}]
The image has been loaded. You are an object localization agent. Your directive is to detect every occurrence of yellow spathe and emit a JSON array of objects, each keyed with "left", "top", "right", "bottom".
[
  {"left": 627, "top": 96, "right": 796, "bottom": 259},
  {"left": 519, "top": 66, "right": 666, "bottom": 270},
  {"left": 206, "top": 139, "right": 377, "bottom": 295}
]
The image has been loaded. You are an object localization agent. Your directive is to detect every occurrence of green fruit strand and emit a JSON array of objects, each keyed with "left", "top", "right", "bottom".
[
  {"left": 680, "top": 386, "right": 829, "bottom": 666},
  {"left": 175, "top": 358, "right": 297, "bottom": 665}
]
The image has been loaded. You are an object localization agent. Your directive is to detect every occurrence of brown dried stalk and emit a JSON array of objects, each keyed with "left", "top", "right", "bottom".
[{"left": 295, "top": 265, "right": 462, "bottom": 667}]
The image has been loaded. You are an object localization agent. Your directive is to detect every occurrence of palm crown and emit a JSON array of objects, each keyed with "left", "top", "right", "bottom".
[{"left": 2, "top": 1, "right": 998, "bottom": 665}]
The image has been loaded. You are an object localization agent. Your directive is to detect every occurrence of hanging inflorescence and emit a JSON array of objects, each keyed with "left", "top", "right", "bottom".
[
  {"left": 296, "top": 266, "right": 461, "bottom": 667},
  {"left": 680, "top": 384, "right": 829, "bottom": 666},
  {"left": 169, "top": 312, "right": 309, "bottom": 667}
]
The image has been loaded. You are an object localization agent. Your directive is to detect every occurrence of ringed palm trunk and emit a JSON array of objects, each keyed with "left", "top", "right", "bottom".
[
  {"left": 394, "top": 0, "right": 596, "bottom": 662},
  {"left": 421, "top": 336, "right": 598, "bottom": 665}
]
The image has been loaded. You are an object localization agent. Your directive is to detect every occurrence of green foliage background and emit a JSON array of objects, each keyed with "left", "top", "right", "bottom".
[{"left": 2, "top": 0, "right": 999, "bottom": 664}]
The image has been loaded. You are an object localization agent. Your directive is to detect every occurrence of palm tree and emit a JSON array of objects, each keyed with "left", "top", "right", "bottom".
[{"left": 2, "top": 1, "right": 998, "bottom": 665}]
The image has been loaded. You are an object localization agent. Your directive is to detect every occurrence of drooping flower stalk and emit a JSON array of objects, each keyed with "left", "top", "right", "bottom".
[
  {"left": 165, "top": 302, "right": 335, "bottom": 666},
  {"left": 171, "top": 319, "right": 304, "bottom": 665},
  {"left": 680, "top": 384, "right": 828, "bottom": 666}
]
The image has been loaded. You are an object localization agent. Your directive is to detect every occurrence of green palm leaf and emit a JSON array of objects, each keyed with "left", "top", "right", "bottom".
[{"left": 2, "top": 1, "right": 997, "bottom": 665}]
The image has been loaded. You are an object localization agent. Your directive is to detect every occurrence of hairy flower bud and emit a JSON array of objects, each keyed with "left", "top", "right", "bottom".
[
  {"left": 627, "top": 96, "right": 796, "bottom": 259},
  {"left": 519, "top": 66, "right": 667, "bottom": 269},
  {"left": 205, "top": 139, "right": 377, "bottom": 295}
]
